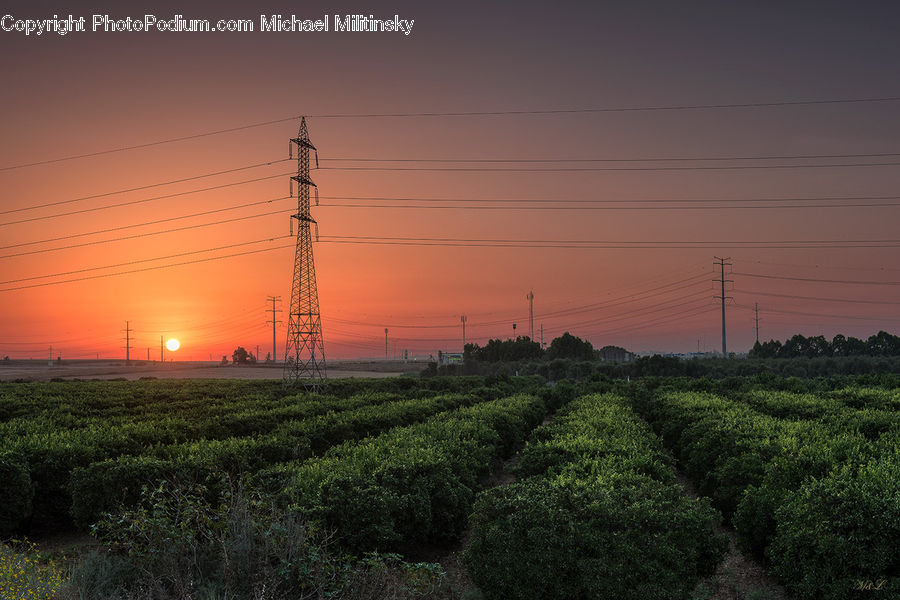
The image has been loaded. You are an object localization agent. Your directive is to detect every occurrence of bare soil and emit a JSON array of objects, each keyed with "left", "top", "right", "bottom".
[
  {"left": 0, "top": 359, "right": 422, "bottom": 381},
  {"left": 677, "top": 472, "right": 793, "bottom": 600}
]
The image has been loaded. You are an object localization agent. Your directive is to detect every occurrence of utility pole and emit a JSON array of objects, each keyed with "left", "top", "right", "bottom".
[
  {"left": 754, "top": 302, "right": 760, "bottom": 344},
  {"left": 384, "top": 328, "right": 389, "bottom": 359},
  {"left": 256, "top": 344, "right": 259, "bottom": 363},
  {"left": 266, "top": 295, "right": 282, "bottom": 364},
  {"left": 461, "top": 315, "right": 467, "bottom": 349},
  {"left": 526, "top": 290, "right": 534, "bottom": 341},
  {"left": 540, "top": 323, "right": 544, "bottom": 349},
  {"left": 713, "top": 257, "right": 733, "bottom": 357},
  {"left": 123, "top": 321, "right": 133, "bottom": 365},
  {"left": 284, "top": 117, "right": 327, "bottom": 391}
]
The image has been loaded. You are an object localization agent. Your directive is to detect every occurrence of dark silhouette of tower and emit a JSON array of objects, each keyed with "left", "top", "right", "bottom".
[{"left": 284, "top": 117, "right": 326, "bottom": 391}]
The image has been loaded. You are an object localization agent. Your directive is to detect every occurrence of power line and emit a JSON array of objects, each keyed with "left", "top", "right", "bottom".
[
  {"left": 0, "top": 241, "right": 294, "bottom": 292},
  {"left": 0, "top": 159, "right": 289, "bottom": 215},
  {"left": 307, "top": 97, "right": 900, "bottom": 117},
  {"left": 328, "top": 271, "right": 710, "bottom": 330},
  {"left": 0, "top": 197, "right": 291, "bottom": 252},
  {"left": 733, "top": 272, "right": 900, "bottom": 286},
  {"left": 323, "top": 235, "right": 900, "bottom": 244},
  {"left": 742, "top": 258, "right": 900, "bottom": 273},
  {"left": 0, "top": 119, "right": 300, "bottom": 172},
  {"left": 734, "top": 288, "right": 900, "bottom": 305},
  {"left": 0, "top": 173, "right": 292, "bottom": 227},
  {"left": 317, "top": 161, "right": 900, "bottom": 173},
  {"left": 733, "top": 304, "right": 900, "bottom": 322},
  {"left": 322, "top": 151, "right": 900, "bottom": 163},
  {"left": 581, "top": 304, "right": 718, "bottom": 338},
  {"left": 4, "top": 96, "right": 899, "bottom": 172},
  {"left": 556, "top": 291, "right": 713, "bottom": 332},
  {"left": 331, "top": 279, "right": 710, "bottom": 333},
  {"left": 319, "top": 201, "right": 900, "bottom": 211},
  {"left": 317, "top": 235, "right": 900, "bottom": 249},
  {"left": 318, "top": 194, "right": 900, "bottom": 205},
  {"left": 0, "top": 236, "right": 290, "bottom": 286},
  {"left": 0, "top": 203, "right": 291, "bottom": 259}
]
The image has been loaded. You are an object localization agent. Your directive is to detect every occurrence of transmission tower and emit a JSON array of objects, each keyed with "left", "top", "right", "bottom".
[{"left": 283, "top": 117, "right": 327, "bottom": 391}]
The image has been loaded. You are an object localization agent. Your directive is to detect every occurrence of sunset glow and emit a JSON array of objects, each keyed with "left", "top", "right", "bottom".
[{"left": 1, "top": 3, "right": 898, "bottom": 362}]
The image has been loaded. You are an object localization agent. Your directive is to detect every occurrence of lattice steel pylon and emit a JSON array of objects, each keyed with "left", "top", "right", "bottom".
[{"left": 283, "top": 117, "right": 327, "bottom": 391}]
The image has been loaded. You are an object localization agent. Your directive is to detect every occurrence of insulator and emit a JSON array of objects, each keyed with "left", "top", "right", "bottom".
[
  {"left": 289, "top": 217, "right": 293, "bottom": 236},
  {"left": 315, "top": 150, "right": 319, "bottom": 169},
  {"left": 315, "top": 187, "right": 319, "bottom": 205},
  {"left": 289, "top": 178, "right": 293, "bottom": 197}
]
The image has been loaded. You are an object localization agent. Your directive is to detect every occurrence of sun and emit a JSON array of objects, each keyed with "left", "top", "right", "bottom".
[{"left": 166, "top": 338, "right": 180, "bottom": 352}]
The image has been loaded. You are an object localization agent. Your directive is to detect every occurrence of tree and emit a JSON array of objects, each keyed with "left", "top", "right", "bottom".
[
  {"left": 866, "top": 331, "right": 900, "bottom": 356},
  {"left": 547, "top": 332, "right": 593, "bottom": 361},
  {"left": 232, "top": 347, "right": 250, "bottom": 364},
  {"left": 464, "top": 337, "right": 543, "bottom": 362}
]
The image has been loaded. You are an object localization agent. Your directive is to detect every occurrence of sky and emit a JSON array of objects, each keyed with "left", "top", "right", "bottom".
[{"left": 1, "top": 1, "right": 899, "bottom": 361}]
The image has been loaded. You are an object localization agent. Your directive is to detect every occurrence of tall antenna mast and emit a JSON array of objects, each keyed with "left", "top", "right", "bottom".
[
  {"left": 284, "top": 117, "right": 327, "bottom": 391},
  {"left": 526, "top": 290, "right": 534, "bottom": 341}
]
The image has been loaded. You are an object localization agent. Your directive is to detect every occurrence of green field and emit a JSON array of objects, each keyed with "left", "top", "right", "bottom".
[{"left": 0, "top": 374, "right": 898, "bottom": 599}]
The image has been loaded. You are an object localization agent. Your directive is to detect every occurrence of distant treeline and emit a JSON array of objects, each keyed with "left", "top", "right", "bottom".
[
  {"left": 463, "top": 333, "right": 629, "bottom": 363},
  {"left": 440, "top": 354, "right": 900, "bottom": 380},
  {"left": 749, "top": 330, "right": 900, "bottom": 359},
  {"left": 426, "top": 331, "right": 900, "bottom": 380}
]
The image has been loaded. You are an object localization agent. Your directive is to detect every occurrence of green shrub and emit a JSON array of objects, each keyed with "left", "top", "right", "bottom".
[
  {"left": 465, "top": 394, "right": 727, "bottom": 600},
  {"left": 466, "top": 474, "right": 726, "bottom": 600},
  {"left": 0, "top": 451, "right": 32, "bottom": 536},
  {"left": 767, "top": 454, "right": 900, "bottom": 600},
  {"left": 286, "top": 395, "right": 547, "bottom": 552}
]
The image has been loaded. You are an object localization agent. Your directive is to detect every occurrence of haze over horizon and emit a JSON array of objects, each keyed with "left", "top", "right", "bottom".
[{"left": 2, "top": 1, "right": 899, "bottom": 361}]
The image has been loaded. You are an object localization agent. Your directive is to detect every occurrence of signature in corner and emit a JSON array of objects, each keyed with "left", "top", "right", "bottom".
[{"left": 853, "top": 579, "right": 887, "bottom": 591}]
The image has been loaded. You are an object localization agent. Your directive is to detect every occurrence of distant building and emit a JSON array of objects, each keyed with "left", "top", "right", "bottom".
[
  {"left": 597, "top": 345, "right": 633, "bottom": 362},
  {"left": 437, "top": 351, "right": 463, "bottom": 365}
]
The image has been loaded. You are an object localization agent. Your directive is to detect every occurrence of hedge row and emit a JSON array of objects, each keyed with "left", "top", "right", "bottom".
[
  {"left": 650, "top": 389, "right": 900, "bottom": 600},
  {"left": 2, "top": 390, "right": 417, "bottom": 529},
  {"left": 68, "top": 392, "right": 484, "bottom": 529},
  {"left": 269, "top": 392, "right": 554, "bottom": 553},
  {"left": 463, "top": 393, "right": 726, "bottom": 600}
]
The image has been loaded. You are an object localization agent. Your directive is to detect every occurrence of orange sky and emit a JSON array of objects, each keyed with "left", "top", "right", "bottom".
[{"left": 1, "top": 2, "right": 899, "bottom": 360}]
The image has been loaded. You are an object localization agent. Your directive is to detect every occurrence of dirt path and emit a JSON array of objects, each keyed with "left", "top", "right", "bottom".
[
  {"left": 676, "top": 471, "right": 793, "bottom": 600},
  {"left": 435, "top": 416, "right": 551, "bottom": 598}
]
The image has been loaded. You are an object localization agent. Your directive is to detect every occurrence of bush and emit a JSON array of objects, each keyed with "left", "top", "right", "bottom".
[
  {"left": 66, "top": 478, "right": 449, "bottom": 600},
  {"left": 286, "top": 394, "right": 548, "bottom": 552},
  {"left": 767, "top": 455, "right": 900, "bottom": 600},
  {"left": 465, "top": 394, "right": 727, "bottom": 600},
  {"left": 0, "top": 451, "right": 32, "bottom": 536},
  {"left": 467, "top": 471, "right": 725, "bottom": 600}
]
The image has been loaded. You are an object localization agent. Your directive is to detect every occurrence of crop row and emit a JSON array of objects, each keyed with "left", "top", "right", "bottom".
[
  {"left": 260, "top": 391, "right": 557, "bottom": 553},
  {"left": 68, "top": 392, "right": 485, "bottom": 528},
  {"left": 0, "top": 375, "right": 538, "bottom": 434},
  {"left": 1, "top": 379, "right": 544, "bottom": 535},
  {"left": 649, "top": 390, "right": 899, "bottom": 600},
  {"left": 464, "top": 393, "right": 727, "bottom": 600}
]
